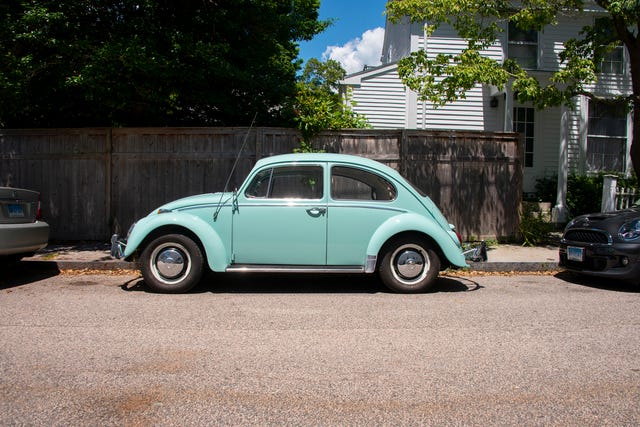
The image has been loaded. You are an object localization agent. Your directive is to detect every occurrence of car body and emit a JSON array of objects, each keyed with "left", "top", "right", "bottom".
[
  {"left": 559, "top": 200, "right": 640, "bottom": 283},
  {"left": 0, "top": 186, "right": 50, "bottom": 261},
  {"left": 111, "top": 153, "right": 468, "bottom": 293}
]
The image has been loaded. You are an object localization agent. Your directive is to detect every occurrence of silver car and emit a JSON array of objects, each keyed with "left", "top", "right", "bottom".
[{"left": 0, "top": 187, "right": 49, "bottom": 261}]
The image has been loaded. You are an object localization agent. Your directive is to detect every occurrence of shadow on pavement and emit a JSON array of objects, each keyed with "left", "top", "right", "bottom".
[
  {"left": 0, "top": 261, "right": 61, "bottom": 290},
  {"left": 120, "top": 273, "right": 483, "bottom": 294},
  {"left": 555, "top": 271, "right": 640, "bottom": 293}
]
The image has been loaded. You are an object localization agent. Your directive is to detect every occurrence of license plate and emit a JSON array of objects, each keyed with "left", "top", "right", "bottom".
[
  {"left": 8, "top": 204, "right": 24, "bottom": 218},
  {"left": 567, "top": 246, "right": 584, "bottom": 262}
]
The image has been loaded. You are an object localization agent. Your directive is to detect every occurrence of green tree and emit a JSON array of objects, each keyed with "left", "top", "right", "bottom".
[
  {"left": 386, "top": 0, "right": 640, "bottom": 176},
  {"left": 0, "top": 0, "right": 328, "bottom": 127},
  {"left": 293, "top": 58, "right": 369, "bottom": 143}
]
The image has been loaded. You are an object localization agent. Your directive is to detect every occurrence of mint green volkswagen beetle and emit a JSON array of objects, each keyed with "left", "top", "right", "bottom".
[{"left": 111, "top": 153, "right": 467, "bottom": 293}]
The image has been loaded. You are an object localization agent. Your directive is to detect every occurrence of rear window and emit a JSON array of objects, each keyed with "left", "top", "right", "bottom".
[{"left": 331, "top": 166, "right": 396, "bottom": 201}]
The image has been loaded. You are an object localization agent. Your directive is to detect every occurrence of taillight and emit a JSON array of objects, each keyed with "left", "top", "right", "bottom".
[
  {"left": 36, "top": 193, "right": 42, "bottom": 220},
  {"left": 455, "top": 231, "right": 463, "bottom": 245}
]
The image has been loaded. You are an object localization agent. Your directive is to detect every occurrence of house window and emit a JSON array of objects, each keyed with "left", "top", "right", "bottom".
[
  {"left": 508, "top": 22, "right": 538, "bottom": 69},
  {"left": 587, "top": 100, "right": 627, "bottom": 172},
  {"left": 600, "top": 45, "right": 624, "bottom": 74},
  {"left": 595, "top": 17, "right": 625, "bottom": 75},
  {"left": 513, "top": 107, "right": 535, "bottom": 167}
]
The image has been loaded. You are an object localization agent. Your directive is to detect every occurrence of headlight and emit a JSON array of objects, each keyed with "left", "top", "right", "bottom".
[
  {"left": 564, "top": 219, "right": 575, "bottom": 231},
  {"left": 565, "top": 216, "right": 581, "bottom": 231},
  {"left": 619, "top": 219, "right": 640, "bottom": 241}
]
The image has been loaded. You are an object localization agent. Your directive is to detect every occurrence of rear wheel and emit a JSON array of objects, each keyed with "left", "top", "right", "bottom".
[
  {"left": 140, "top": 234, "right": 204, "bottom": 293},
  {"left": 379, "top": 236, "right": 440, "bottom": 293}
]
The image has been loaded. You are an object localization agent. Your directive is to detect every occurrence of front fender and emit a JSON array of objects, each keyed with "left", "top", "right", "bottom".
[
  {"left": 367, "top": 213, "right": 468, "bottom": 268},
  {"left": 123, "top": 212, "right": 230, "bottom": 272}
]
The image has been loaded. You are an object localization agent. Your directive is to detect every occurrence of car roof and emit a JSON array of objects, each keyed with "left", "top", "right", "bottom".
[{"left": 254, "top": 153, "right": 401, "bottom": 178}]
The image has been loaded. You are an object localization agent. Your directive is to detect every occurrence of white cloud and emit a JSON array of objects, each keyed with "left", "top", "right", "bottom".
[{"left": 322, "top": 27, "right": 384, "bottom": 75}]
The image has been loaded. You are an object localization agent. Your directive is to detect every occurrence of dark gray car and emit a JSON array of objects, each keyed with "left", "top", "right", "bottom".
[{"left": 559, "top": 200, "right": 640, "bottom": 283}]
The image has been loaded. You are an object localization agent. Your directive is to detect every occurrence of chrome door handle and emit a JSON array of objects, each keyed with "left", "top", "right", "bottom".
[{"left": 306, "top": 207, "right": 326, "bottom": 217}]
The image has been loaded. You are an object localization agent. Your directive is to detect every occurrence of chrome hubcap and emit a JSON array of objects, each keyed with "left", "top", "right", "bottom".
[
  {"left": 396, "top": 249, "right": 425, "bottom": 279},
  {"left": 149, "top": 242, "right": 192, "bottom": 284},
  {"left": 156, "top": 248, "right": 186, "bottom": 279},
  {"left": 390, "top": 244, "right": 430, "bottom": 286}
]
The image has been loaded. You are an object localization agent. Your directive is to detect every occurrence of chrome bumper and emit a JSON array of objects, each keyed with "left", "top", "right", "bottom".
[
  {"left": 110, "top": 234, "right": 126, "bottom": 259},
  {"left": 463, "top": 241, "right": 488, "bottom": 262},
  {"left": 0, "top": 221, "right": 50, "bottom": 256}
]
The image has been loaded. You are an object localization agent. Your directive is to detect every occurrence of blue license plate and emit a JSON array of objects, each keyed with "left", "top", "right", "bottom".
[
  {"left": 567, "top": 246, "right": 584, "bottom": 262},
  {"left": 8, "top": 204, "right": 24, "bottom": 218}
]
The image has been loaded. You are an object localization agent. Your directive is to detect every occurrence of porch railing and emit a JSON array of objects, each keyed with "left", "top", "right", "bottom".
[{"left": 601, "top": 175, "right": 638, "bottom": 212}]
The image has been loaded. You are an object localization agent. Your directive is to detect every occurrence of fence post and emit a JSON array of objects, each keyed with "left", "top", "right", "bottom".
[
  {"left": 106, "top": 128, "right": 113, "bottom": 234},
  {"left": 400, "top": 129, "right": 408, "bottom": 177},
  {"left": 601, "top": 174, "right": 618, "bottom": 212},
  {"left": 255, "top": 128, "right": 262, "bottom": 161}
]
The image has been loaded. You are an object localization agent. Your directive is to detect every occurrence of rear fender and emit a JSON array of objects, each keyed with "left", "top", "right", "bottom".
[{"left": 367, "top": 213, "right": 468, "bottom": 269}]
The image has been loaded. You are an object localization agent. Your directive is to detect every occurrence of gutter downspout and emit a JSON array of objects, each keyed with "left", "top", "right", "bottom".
[{"left": 552, "top": 104, "right": 569, "bottom": 224}]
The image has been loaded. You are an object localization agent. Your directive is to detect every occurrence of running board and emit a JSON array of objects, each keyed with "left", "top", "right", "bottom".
[{"left": 226, "top": 265, "right": 366, "bottom": 274}]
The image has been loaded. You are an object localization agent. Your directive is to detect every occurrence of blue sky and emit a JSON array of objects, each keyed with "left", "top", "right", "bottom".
[{"left": 298, "top": 0, "right": 389, "bottom": 74}]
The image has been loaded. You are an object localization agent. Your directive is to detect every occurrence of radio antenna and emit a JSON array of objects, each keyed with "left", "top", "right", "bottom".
[
  {"left": 214, "top": 112, "right": 258, "bottom": 221},
  {"left": 223, "top": 112, "right": 257, "bottom": 193}
]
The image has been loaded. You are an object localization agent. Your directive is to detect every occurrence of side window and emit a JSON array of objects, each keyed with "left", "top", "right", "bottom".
[
  {"left": 245, "top": 166, "right": 323, "bottom": 199},
  {"left": 600, "top": 46, "right": 624, "bottom": 74},
  {"left": 595, "top": 18, "right": 625, "bottom": 75},
  {"left": 331, "top": 166, "right": 396, "bottom": 201},
  {"left": 587, "top": 100, "right": 627, "bottom": 172},
  {"left": 245, "top": 169, "right": 272, "bottom": 198},
  {"left": 513, "top": 106, "right": 535, "bottom": 168},
  {"left": 508, "top": 21, "right": 538, "bottom": 70}
]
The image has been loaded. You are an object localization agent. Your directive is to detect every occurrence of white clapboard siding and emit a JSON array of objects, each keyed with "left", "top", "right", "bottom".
[
  {"left": 347, "top": 66, "right": 407, "bottom": 129},
  {"left": 417, "top": 85, "right": 487, "bottom": 130},
  {"left": 586, "top": 73, "right": 633, "bottom": 96},
  {"left": 541, "top": 15, "right": 586, "bottom": 71},
  {"left": 426, "top": 23, "right": 504, "bottom": 62},
  {"left": 567, "top": 101, "right": 584, "bottom": 172},
  {"left": 536, "top": 106, "right": 562, "bottom": 175},
  {"left": 413, "top": 24, "right": 498, "bottom": 130}
]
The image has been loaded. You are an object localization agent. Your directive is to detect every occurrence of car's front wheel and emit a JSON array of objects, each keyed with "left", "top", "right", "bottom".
[
  {"left": 140, "top": 234, "right": 204, "bottom": 293},
  {"left": 379, "top": 236, "right": 441, "bottom": 293}
]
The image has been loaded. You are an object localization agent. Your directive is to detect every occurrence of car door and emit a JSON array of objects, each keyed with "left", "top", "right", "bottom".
[
  {"left": 232, "top": 164, "right": 327, "bottom": 265},
  {"left": 327, "top": 165, "right": 400, "bottom": 266}
]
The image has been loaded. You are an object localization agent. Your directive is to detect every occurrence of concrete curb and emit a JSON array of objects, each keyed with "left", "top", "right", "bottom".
[
  {"left": 468, "top": 261, "right": 560, "bottom": 272},
  {"left": 22, "top": 260, "right": 138, "bottom": 271},
  {"left": 22, "top": 259, "right": 560, "bottom": 273},
  {"left": 22, "top": 242, "right": 562, "bottom": 274}
]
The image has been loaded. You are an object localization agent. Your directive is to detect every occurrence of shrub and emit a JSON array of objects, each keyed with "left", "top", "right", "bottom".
[
  {"left": 533, "top": 173, "right": 637, "bottom": 219},
  {"left": 533, "top": 176, "right": 557, "bottom": 203},
  {"left": 565, "top": 174, "right": 603, "bottom": 216},
  {"left": 519, "top": 202, "right": 554, "bottom": 246}
]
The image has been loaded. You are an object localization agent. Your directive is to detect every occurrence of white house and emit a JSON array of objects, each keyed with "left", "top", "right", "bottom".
[{"left": 340, "top": 6, "right": 633, "bottom": 221}]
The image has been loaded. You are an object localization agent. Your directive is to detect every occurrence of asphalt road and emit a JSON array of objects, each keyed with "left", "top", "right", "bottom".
[{"left": 1, "top": 266, "right": 639, "bottom": 426}]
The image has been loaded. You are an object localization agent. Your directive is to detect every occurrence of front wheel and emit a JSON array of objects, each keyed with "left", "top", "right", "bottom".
[
  {"left": 140, "top": 234, "right": 204, "bottom": 293},
  {"left": 378, "top": 237, "right": 441, "bottom": 293}
]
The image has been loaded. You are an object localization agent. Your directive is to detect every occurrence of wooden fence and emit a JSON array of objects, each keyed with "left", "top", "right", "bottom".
[{"left": 0, "top": 127, "right": 522, "bottom": 240}]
